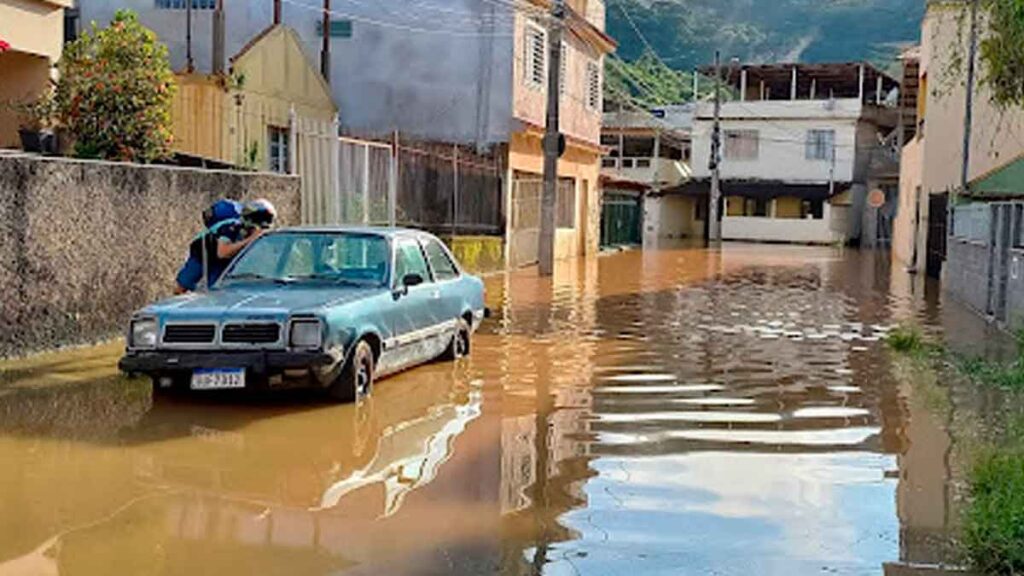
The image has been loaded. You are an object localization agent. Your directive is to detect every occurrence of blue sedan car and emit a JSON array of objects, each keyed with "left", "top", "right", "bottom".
[{"left": 119, "top": 227, "right": 487, "bottom": 402}]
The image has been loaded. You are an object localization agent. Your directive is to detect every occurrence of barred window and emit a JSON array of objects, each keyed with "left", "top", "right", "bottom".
[
  {"left": 156, "top": 0, "right": 216, "bottom": 9},
  {"left": 268, "top": 126, "right": 289, "bottom": 174},
  {"left": 724, "top": 130, "right": 759, "bottom": 160},
  {"left": 586, "top": 60, "right": 601, "bottom": 111},
  {"left": 806, "top": 129, "right": 835, "bottom": 161},
  {"left": 523, "top": 20, "right": 546, "bottom": 89}
]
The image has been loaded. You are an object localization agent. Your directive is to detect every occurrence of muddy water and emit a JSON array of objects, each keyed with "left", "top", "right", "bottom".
[{"left": 0, "top": 244, "right": 1012, "bottom": 575}]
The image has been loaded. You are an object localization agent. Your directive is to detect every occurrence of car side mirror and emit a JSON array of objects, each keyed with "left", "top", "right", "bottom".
[{"left": 402, "top": 273, "right": 424, "bottom": 288}]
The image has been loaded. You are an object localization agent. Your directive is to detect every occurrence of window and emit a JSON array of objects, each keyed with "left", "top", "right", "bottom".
[
  {"left": 805, "top": 129, "right": 835, "bottom": 161},
  {"left": 268, "top": 126, "right": 289, "bottom": 174},
  {"left": 801, "top": 199, "right": 825, "bottom": 220},
  {"left": 423, "top": 239, "right": 459, "bottom": 281},
  {"left": 743, "top": 198, "right": 768, "bottom": 217},
  {"left": 524, "top": 20, "right": 547, "bottom": 89},
  {"left": 559, "top": 42, "right": 567, "bottom": 95},
  {"left": 394, "top": 241, "right": 431, "bottom": 286},
  {"left": 724, "top": 130, "right": 759, "bottom": 160},
  {"left": 224, "top": 232, "right": 389, "bottom": 287},
  {"left": 556, "top": 178, "right": 576, "bottom": 229},
  {"left": 586, "top": 60, "right": 601, "bottom": 111},
  {"left": 156, "top": 0, "right": 216, "bottom": 9}
]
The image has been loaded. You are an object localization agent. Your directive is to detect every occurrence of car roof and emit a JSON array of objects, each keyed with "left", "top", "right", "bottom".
[{"left": 270, "top": 225, "right": 432, "bottom": 239}]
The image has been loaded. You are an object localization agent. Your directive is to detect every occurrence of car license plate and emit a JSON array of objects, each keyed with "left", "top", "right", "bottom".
[{"left": 191, "top": 368, "right": 245, "bottom": 390}]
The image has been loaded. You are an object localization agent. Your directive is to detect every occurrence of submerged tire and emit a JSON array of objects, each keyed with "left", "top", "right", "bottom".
[
  {"left": 441, "top": 318, "right": 472, "bottom": 361},
  {"left": 329, "top": 341, "right": 374, "bottom": 403}
]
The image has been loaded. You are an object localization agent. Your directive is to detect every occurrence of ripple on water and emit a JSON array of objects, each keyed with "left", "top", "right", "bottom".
[{"left": 595, "top": 384, "right": 726, "bottom": 394}]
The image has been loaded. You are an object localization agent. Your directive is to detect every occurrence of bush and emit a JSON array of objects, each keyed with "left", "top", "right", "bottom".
[
  {"left": 963, "top": 449, "right": 1024, "bottom": 574},
  {"left": 55, "top": 10, "right": 176, "bottom": 162},
  {"left": 887, "top": 325, "right": 925, "bottom": 353}
]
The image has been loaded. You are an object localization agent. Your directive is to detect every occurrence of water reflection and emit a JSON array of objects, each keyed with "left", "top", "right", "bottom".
[{"left": 1, "top": 244, "right": 1019, "bottom": 575}]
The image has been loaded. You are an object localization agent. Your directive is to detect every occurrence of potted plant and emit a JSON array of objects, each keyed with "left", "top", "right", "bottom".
[{"left": 15, "top": 95, "right": 58, "bottom": 155}]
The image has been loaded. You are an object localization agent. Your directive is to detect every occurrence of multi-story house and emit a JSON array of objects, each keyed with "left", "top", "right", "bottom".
[
  {"left": 79, "top": 0, "right": 614, "bottom": 266},
  {"left": 684, "top": 62, "right": 900, "bottom": 245},
  {"left": 893, "top": 3, "right": 1024, "bottom": 329},
  {"left": 0, "top": 0, "right": 72, "bottom": 148},
  {"left": 599, "top": 104, "right": 695, "bottom": 247}
]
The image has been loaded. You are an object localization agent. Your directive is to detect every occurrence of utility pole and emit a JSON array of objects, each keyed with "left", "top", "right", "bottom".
[
  {"left": 185, "top": 0, "right": 194, "bottom": 72},
  {"left": 212, "top": 0, "right": 225, "bottom": 75},
  {"left": 539, "top": 0, "right": 565, "bottom": 277},
  {"left": 707, "top": 50, "right": 722, "bottom": 243},
  {"left": 321, "top": 0, "right": 331, "bottom": 86},
  {"left": 959, "top": 0, "right": 980, "bottom": 198}
]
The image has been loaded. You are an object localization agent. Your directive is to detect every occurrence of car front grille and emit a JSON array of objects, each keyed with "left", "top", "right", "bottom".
[
  {"left": 163, "top": 323, "right": 217, "bottom": 344},
  {"left": 221, "top": 323, "right": 281, "bottom": 344}
]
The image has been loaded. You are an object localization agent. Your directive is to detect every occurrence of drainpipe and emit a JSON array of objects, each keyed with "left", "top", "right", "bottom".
[
  {"left": 274, "top": 0, "right": 282, "bottom": 25},
  {"left": 212, "top": 0, "right": 225, "bottom": 75},
  {"left": 185, "top": 0, "right": 194, "bottom": 72}
]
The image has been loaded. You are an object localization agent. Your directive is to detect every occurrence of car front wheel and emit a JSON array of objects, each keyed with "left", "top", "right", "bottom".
[{"left": 329, "top": 341, "right": 374, "bottom": 403}]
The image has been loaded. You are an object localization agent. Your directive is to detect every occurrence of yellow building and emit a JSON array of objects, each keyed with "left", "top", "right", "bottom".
[
  {"left": 0, "top": 0, "right": 71, "bottom": 148},
  {"left": 171, "top": 24, "right": 337, "bottom": 172}
]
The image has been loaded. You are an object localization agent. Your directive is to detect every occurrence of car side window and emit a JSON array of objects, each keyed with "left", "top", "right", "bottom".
[
  {"left": 393, "top": 240, "right": 432, "bottom": 286},
  {"left": 423, "top": 239, "right": 459, "bottom": 281}
]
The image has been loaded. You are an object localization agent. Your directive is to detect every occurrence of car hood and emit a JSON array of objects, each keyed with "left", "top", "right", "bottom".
[{"left": 145, "top": 284, "right": 385, "bottom": 318}]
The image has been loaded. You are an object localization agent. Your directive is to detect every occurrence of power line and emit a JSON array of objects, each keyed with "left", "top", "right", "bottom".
[{"left": 280, "top": 0, "right": 516, "bottom": 37}]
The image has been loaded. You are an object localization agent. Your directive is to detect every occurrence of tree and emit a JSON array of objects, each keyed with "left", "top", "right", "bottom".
[
  {"left": 55, "top": 10, "right": 176, "bottom": 162},
  {"left": 978, "top": 0, "right": 1024, "bottom": 108}
]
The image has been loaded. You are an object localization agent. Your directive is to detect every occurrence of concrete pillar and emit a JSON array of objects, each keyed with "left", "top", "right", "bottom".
[
  {"left": 790, "top": 66, "right": 797, "bottom": 100},
  {"left": 858, "top": 64, "right": 865, "bottom": 102},
  {"left": 810, "top": 78, "right": 816, "bottom": 100},
  {"left": 759, "top": 80, "right": 766, "bottom": 101},
  {"left": 876, "top": 75, "right": 883, "bottom": 105},
  {"left": 740, "top": 68, "right": 747, "bottom": 102}
]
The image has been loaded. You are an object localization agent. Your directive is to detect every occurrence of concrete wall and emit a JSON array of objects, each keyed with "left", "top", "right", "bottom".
[
  {"left": 79, "top": 0, "right": 516, "bottom": 145},
  {"left": 642, "top": 195, "right": 701, "bottom": 244},
  {"left": 445, "top": 235, "right": 504, "bottom": 275},
  {"left": 945, "top": 238, "right": 990, "bottom": 318},
  {"left": 0, "top": 154, "right": 300, "bottom": 358},
  {"left": 892, "top": 137, "right": 922, "bottom": 268}
]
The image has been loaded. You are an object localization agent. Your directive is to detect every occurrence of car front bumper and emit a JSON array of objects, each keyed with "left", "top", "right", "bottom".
[{"left": 119, "top": 350, "right": 336, "bottom": 375}]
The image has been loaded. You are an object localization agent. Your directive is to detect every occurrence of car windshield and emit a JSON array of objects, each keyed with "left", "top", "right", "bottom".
[{"left": 221, "top": 232, "right": 390, "bottom": 287}]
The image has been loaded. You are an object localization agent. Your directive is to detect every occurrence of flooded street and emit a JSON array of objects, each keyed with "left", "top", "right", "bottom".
[{"left": 0, "top": 244, "right": 1017, "bottom": 575}]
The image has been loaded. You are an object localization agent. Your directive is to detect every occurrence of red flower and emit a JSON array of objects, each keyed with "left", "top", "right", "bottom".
[{"left": 0, "top": 39, "right": 10, "bottom": 53}]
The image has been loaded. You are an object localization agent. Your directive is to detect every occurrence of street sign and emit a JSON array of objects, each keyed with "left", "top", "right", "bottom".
[{"left": 868, "top": 189, "right": 886, "bottom": 209}]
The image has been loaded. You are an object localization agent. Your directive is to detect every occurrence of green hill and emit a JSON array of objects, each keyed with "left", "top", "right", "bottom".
[{"left": 606, "top": 0, "right": 925, "bottom": 70}]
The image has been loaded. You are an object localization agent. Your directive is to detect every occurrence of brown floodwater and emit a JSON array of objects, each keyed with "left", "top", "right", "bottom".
[{"left": 0, "top": 244, "right": 1017, "bottom": 575}]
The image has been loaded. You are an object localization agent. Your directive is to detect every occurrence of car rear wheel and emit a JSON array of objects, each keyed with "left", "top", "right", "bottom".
[
  {"left": 441, "top": 318, "right": 471, "bottom": 361},
  {"left": 329, "top": 341, "right": 374, "bottom": 403}
]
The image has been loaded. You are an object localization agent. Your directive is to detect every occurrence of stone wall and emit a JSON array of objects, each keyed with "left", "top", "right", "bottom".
[
  {"left": 0, "top": 154, "right": 300, "bottom": 358},
  {"left": 945, "top": 239, "right": 991, "bottom": 318}
]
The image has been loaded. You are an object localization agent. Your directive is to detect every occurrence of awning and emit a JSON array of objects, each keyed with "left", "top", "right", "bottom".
[
  {"left": 662, "top": 179, "right": 845, "bottom": 201},
  {"left": 968, "top": 156, "right": 1024, "bottom": 198}
]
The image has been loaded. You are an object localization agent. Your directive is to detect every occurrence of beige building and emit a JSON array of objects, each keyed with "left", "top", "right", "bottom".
[
  {"left": 0, "top": 0, "right": 71, "bottom": 148},
  {"left": 892, "top": 4, "right": 1024, "bottom": 276},
  {"left": 506, "top": 3, "right": 615, "bottom": 266}
]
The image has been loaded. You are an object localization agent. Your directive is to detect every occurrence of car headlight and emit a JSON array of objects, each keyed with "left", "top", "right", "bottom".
[
  {"left": 130, "top": 318, "right": 158, "bottom": 349},
  {"left": 290, "top": 320, "right": 323, "bottom": 349}
]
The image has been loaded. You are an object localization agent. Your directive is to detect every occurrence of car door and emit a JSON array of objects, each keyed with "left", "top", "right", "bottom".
[
  {"left": 387, "top": 238, "right": 439, "bottom": 370},
  {"left": 420, "top": 236, "right": 463, "bottom": 336}
]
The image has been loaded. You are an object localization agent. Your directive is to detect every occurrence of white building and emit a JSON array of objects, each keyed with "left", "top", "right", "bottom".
[
  {"left": 683, "top": 63, "right": 900, "bottom": 245},
  {"left": 599, "top": 104, "right": 697, "bottom": 246}
]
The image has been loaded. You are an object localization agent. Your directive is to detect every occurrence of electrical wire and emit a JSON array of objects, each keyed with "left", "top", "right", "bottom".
[{"left": 280, "top": 0, "right": 516, "bottom": 37}]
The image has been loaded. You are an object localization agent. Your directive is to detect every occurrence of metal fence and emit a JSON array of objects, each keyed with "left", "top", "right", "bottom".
[
  {"left": 397, "top": 141, "right": 504, "bottom": 235},
  {"left": 952, "top": 202, "right": 993, "bottom": 244},
  {"left": 291, "top": 124, "right": 504, "bottom": 234},
  {"left": 338, "top": 136, "right": 395, "bottom": 226}
]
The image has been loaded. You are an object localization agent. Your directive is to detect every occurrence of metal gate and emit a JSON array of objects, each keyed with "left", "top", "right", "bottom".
[
  {"left": 509, "top": 178, "right": 542, "bottom": 267},
  {"left": 926, "top": 193, "right": 948, "bottom": 279},
  {"left": 601, "top": 193, "right": 642, "bottom": 247}
]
